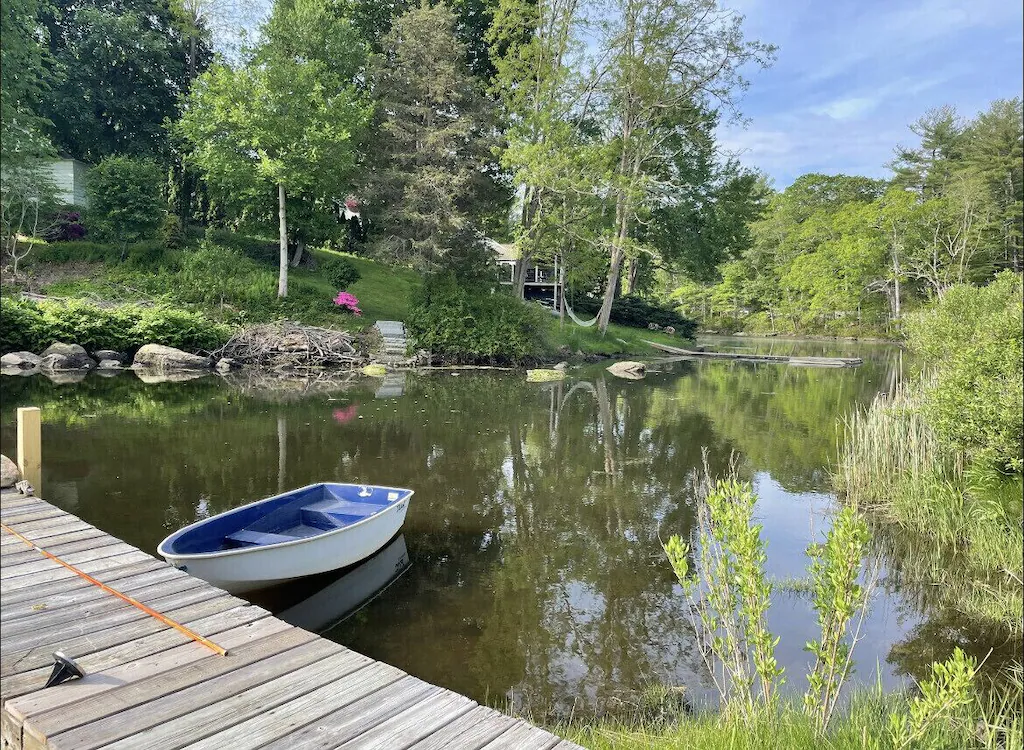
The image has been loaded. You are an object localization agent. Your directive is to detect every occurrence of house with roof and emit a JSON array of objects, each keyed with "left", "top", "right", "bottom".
[{"left": 486, "top": 239, "right": 563, "bottom": 309}]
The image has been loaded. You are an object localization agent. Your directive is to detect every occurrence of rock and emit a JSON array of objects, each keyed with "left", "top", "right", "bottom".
[
  {"left": 606, "top": 360, "right": 646, "bottom": 379},
  {"left": 93, "top": 349, "right": 127, "bottom": 364},
  {"left": 215, "top": 357, "right": 240, "bottom": 373},
  {"left": 526, "top": 369, "right": 566, "bottom": 382},
  {"left": 1, "top": 351, "right": 42, "bottom": 370},
  {"left": 647, "top": 323, "right": 661, "bottom": 330},
  {"left": 663, "top": 326, "right": 675, "bottom": 335},
  {"left": 552, "top": 361, "right": 569, "bottom": 371},
  {"left": 40, "top": 342, "right": 96, "bottom": 370},
  {"left": 97, "top": 359, "right": 123, "bottom": 369},
  {"left": 362, "top": 364, "right": 387, "bottom": 377},
  {"left": 132, "top": 344, "right": 211, "bottom": 372},
  {"left": 1, "top": 454, "right": 20, "bottom": 488}
]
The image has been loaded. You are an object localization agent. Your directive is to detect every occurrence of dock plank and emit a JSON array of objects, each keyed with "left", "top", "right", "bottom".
[
  {"left": 405, "top": 705, "right": 518, "bottom": 750},
  {"left": 101, "top": 648, "right": 378, "bottom": 750},
  {"left": 257, "top": 674, "right": 439, "bottom": 750},
  {"left": 0, "top": 494, "right": 580, "bottom": 750},
  {"left": 338, "top": 690, "right": 477, "bottom": 750}
]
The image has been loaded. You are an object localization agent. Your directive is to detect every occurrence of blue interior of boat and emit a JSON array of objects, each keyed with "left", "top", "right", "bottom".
[{"left": 163, "top": 483, "right": 412, "bottom": 554}]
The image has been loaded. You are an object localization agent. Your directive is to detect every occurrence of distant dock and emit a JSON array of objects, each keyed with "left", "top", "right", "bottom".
[
  {"left": 1, "top": 489, "right": 579, "bottom": 750},
  {"left": 645, "top": 340, "right": 864, "bottom": 367}
]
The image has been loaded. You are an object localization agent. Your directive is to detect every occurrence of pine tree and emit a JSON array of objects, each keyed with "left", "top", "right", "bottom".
[{"left": 364, "top": 1, "right": 496, "bottom": 270}]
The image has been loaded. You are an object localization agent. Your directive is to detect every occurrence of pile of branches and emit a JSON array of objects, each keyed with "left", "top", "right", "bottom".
[{"left": 216, "top": 322, "right": 363, "bottom": 370}]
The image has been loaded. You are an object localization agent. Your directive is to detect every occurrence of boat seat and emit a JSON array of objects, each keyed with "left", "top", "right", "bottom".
[
  {"left": 300, "top": 500, "right": 388, "bottom": 530},
  {"left": 224, "top": 529, "right": 299, "bottom": 547}
]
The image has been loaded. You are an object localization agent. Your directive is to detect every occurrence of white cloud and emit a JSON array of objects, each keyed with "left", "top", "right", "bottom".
[{"left": 810, "top": 96, "right": 879, "bottom": 120}]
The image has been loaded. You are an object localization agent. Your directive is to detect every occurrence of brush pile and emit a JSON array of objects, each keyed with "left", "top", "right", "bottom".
[{"left": 216, "top": 322, "right": 363, "bottom": 369}]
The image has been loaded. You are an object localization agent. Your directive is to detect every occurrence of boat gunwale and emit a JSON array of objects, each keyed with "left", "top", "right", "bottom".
[{"left": 156, "top": 482, "right": 414, "bottom": 561}]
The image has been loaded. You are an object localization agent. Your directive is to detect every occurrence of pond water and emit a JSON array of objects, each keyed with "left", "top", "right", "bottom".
[{"left": 0, "top": 339, "right": 1009, "bottom": 718}]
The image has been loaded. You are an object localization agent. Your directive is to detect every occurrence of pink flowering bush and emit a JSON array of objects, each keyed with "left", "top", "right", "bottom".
[{"left": 333, "top": 291, "right": 362, "bottom": 316}]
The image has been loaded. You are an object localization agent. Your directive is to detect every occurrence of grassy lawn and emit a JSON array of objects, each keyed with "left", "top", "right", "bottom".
[
  {"left": 320, "top": 249, "right": 421, "bottom": 324},
  {"left": 544, "top": 317, "right": 689, "bottom": 358},
  {"left": 15, "top": 235, "right": 690, "bottom": 359}
]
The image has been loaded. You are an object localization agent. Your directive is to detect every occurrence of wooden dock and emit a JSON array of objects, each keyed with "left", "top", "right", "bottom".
[
  {"left": 0, "top": 489, "right": 580, "bottom": 750},
  {"left": 644, "top": 340, "right": 863, "bottom": 367}
]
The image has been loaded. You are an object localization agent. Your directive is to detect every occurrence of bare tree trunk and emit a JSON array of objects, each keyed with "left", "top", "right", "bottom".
[
  {"left": 278, "top": 184, "right": 289, "bottom": 298},
  {"left": 625, "top": 257, "right": 639, "bottom": 296},
  {"left": 513, "top": 255, "right": 530, "bottom": 298},
  {"left": 597, "top": 191, "right": 630, "bottom": 335}
]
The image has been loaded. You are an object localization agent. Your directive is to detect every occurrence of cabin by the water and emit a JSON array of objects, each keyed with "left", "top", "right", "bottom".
[{"left": 487, "top": 239, "right": 563, "bottom": 309}]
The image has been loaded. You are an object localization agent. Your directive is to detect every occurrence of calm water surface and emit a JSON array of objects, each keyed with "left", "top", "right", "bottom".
[{"left": 0, "top": 339, "right": 1003, "bottom": 717}]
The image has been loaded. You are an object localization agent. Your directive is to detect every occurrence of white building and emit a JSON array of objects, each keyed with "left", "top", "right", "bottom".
[{"left": 45, "top": 158, "right": 91, "bottom": 206}]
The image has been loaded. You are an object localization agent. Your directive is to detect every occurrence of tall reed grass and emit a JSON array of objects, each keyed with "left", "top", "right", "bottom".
[{"left": 834, "top": 381, "right": 1023, "bottom": 634}]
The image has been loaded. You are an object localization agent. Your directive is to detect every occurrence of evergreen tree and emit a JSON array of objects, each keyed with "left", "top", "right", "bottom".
[{"left": 364, "top": 2, "right": 496, "bottom": 270}]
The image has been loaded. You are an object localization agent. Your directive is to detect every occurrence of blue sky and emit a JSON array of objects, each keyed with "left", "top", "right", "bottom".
[{"left": 718, "top": 0, "right": 1024, "bottom": 188}]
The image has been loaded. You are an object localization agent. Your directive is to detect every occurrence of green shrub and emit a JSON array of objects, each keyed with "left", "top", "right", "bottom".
[
  {"left": 204, "top": 229, "right": 278, "bottom": 265},
  {"left": 570, "top": 294, "right": 697, "bottom": 336},
  {"left": 130, "top": 306, "right": 231, "bottom": 352},
  {"left": 905, "top": 272, "right": 1024, "bottom": 472},
  {"left": 33, "top": 239, "right": 168, "bottom": 268},
  {"left": 0, "top": 297, "right": 47, "bottom": 352},
  {"left": 318, "top": 254, "right": 361, "bottom": 290},
  {"left": 0, "top": 298, "right": 230, "bottom": 354},
  {"left": 408, "top": 273, "right": 546, "bottom": 363},
  {"left": 160, "top": 214, "right": 185, "bottom": 249},
  {"left": 86, "top": 156, "right": 166, "bottom": 244}
]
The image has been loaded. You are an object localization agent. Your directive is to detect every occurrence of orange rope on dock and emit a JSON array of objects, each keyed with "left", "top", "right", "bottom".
[{"left": 1, "top": 521, "right": 227, "bottom": 656}]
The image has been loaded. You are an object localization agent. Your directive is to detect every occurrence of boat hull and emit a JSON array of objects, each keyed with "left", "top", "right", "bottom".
[{"left": 160, "top": 498, "right": 410, "bottom": 594}]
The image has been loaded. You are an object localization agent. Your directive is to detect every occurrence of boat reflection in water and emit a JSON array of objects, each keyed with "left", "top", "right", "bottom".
[{"left": 247, "top": 534, "right": 410, "bottom": 633}]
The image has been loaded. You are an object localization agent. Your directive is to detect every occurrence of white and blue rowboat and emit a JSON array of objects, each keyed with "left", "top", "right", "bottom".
[{"left": 158, "top": 483, "right": 414, "bottom": 594}]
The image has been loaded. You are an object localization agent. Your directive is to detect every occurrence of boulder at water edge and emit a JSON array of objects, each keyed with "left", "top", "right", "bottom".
[
  {"left": 215, "top": 357, "right": 240, "bottom": 373},
  {"left": 97, "top": 359, "right": 124, "bottom": 369},
  {"left": 606, "top": 360, "right": 646, "bottom": 379},
  {"left": 1, "top": 454, "right": 20, "bottom": 488},
  {"left": 40, "top": 342, "right": 96, "bottom": 370},
  {"left": 1, "top": 351, "right": 42, "bottom": 370},
  {"left": 93, "top": 349, "right": 128, "bottom": 364},
  {"left": 132, "top": 344, "right": 211, "bottom": 372}
]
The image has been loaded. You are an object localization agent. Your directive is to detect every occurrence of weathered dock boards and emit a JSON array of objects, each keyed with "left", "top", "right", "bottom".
[
  {"left": 645, "top": 340, "right": 863, "bottom": 367},
  {"left": 0, "top": 489, "right": 579, "bottom": 750}
]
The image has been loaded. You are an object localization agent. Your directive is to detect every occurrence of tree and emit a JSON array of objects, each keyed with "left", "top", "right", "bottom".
[
  {"left": 40, "top": 1, "right": 199, "bottom": 162},
  {"left": 589, "top": 0, "right": 774, "bottom": 334},
  {"left": 890, "top": 105, "right": 966, "bottom": 197},
  {"left": 0, "top": 0, "right": 54, "bottom": 167},
  {"left": 1, "top": 164, "right": 58, "bottom": 277},
  {"left": 363, "top": 2, "right": 496, "bottom": 270},
  {"left": 86, "top": 156, "right": 166, "bottom": 246},
  {"left": 489, "top": 0, "right": 588, "bottom": 298},
  {"left": 961, "top": 98, "right": 1023, "bottom": 272}
]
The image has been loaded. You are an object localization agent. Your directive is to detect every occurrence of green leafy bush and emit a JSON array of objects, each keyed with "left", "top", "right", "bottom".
[
  {"left": 570, "top": 294, "right": 697, "bottom": 336},
  {"left": 85, "top": 156, "right": 166, "bottom": 244},
  {"left": 408, "top": 273, "right": 546, "bottom": 363},
  {"left": 905, "top": 272, "right": 1024, "bottom": 472},
  {"left": 204, "top": 229, "right": 278, "bottom": 265},
  {"left": 318, "top": 254, "right": 361, "bottom": 290},
  {"left": 160, "top": 214, "right": 185, "bottom": 249},
  {"left": 0, "top": 298, "right": 231, "bottom": 354},
  {"left": 33, "top": 240, "right": 168, "bottom": 267},
  {"left": 0, "top": 298, "right": 47, "bottom": 352}
]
